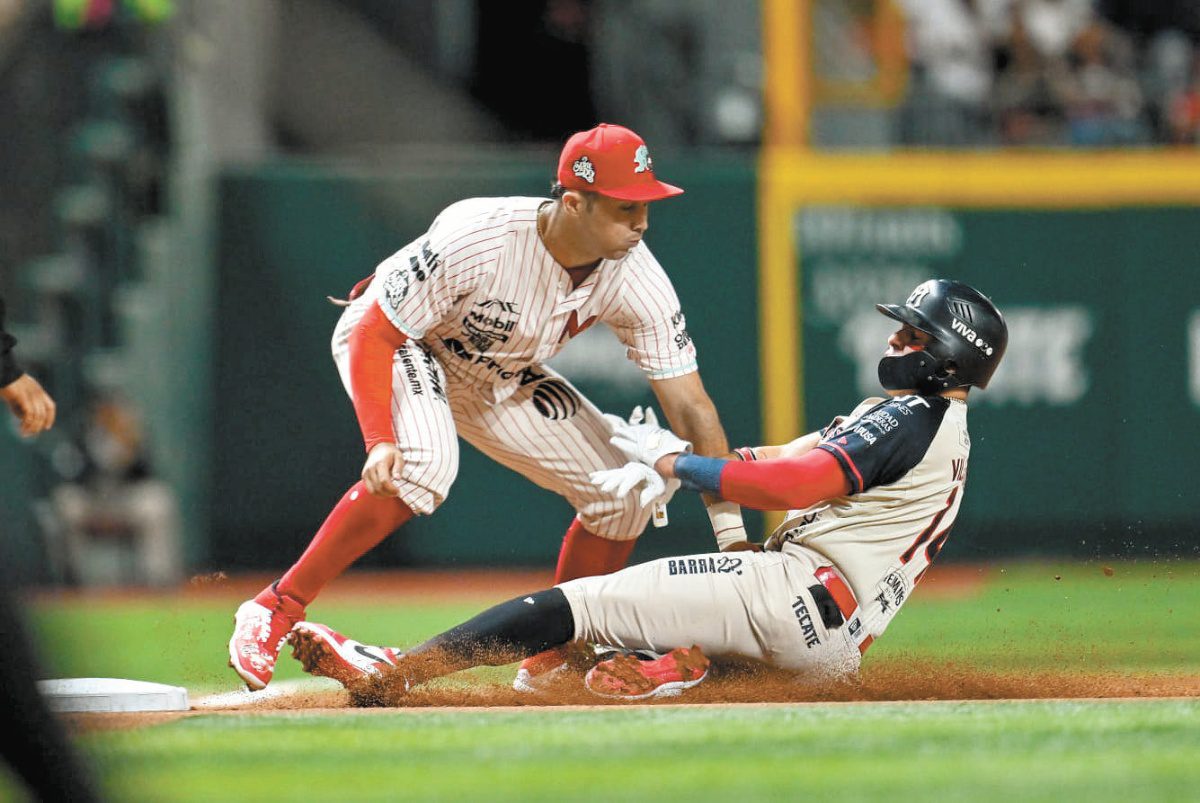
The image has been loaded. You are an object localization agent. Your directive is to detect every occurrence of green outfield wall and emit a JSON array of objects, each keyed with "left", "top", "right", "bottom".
[
  {"left": 211, "top": 154, "right": 761, "bottom": 568},
  {"left": 797, "top": 205, "right": 1200, "bottom": 559},
  {"left": 7, "top": 158, "right": 1199, "bottom": 576}
]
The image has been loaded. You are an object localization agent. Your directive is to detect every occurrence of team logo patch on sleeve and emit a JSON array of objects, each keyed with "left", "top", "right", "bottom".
[
  {"left": 383, "top": 269, "right": 410, "bottom": 308},
  {"left": 573, "top": 156, "right": 596, "bottom": 184},
  {"left": 670, "top": 310, "right": 692, "bottom": 350}
]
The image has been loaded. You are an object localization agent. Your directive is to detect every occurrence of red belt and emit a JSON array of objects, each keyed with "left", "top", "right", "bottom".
[{"left": 814, "top": 565, "right": 873, "bottom": 654}]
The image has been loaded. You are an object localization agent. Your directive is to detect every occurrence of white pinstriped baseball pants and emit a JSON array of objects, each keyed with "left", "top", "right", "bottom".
[{"left": 331, "top": 299, "right": 652, "bottom": 539}]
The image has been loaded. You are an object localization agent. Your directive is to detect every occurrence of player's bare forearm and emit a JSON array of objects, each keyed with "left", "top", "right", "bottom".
[
  {"left": 648, "top": 372, "right": 729, "bottom": 463},
  {"left": 648, "top": 372, "right": 757, "bottom": 549}
]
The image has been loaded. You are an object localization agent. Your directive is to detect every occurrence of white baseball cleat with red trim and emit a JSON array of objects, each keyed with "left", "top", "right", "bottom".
[
  {"left": 228, "top": 585, "right": 307, "bottom": 691},
  {"left": 288, "top": 622, "right": 403, "bottom": 687}
]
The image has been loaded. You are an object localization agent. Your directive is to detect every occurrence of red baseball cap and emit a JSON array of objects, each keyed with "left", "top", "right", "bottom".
[{"left": 556, "top": 123, "right": 684, "bottom": 201}]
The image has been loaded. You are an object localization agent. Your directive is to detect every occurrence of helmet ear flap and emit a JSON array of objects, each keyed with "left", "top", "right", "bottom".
[{"left": 928, "top": 352, "right": 970, "bottom": 391}]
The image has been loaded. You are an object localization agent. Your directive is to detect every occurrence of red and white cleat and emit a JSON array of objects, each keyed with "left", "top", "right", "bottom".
[
  {"left": 512, "top": 647, "right": 570, "bottom": 694},
  {"left": 288, "top": 621, "right": 403, "bottom": 687},
  {"left": 584, "top": 645, "right": 710, "bottom": 700},
  {"left": 227, "top": 584, "right": 306, "bottom": 691}
]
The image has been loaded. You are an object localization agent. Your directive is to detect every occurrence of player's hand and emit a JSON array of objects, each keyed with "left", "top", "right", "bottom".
[
  {"left": 590, "top": 463, "right": 680, "bottom": 509},
  {"left": 0, "top": 373, "right": 56, "bottom": 436},
  {"left": 603, "top": 405, "right": 692, "bottom": 468},
  {"left": 361, "top": 442, "right": 403, "bottom": 497}
]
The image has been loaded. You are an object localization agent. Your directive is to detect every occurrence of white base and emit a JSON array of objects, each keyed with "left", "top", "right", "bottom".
[{"left": 38, "top": 678, "right": 189, "bottom": 713}]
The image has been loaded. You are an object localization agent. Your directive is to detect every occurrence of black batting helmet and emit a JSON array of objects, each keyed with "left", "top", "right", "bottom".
[{"left": 876, "top": 279, "right": 1008, "bottom": 393}]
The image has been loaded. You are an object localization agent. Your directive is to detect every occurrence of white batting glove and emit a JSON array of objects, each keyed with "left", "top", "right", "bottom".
[
  {"left": 601, "top": 406, "right": 650, "bottom": 443},
  {"left": 590, "top": 463, "right": 681, "bottom": 509},
  {"left": 602, "top": 405, "right": 692, "bottom": 468}
]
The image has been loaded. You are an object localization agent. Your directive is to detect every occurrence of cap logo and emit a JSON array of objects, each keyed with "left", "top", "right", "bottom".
[
  {"left": 572, "top": 155, "right": 595, "bottom": 184},
  {"left": 906, "top": 285, "right": 931, "bottom": 308},
  {"left": 633, "top": 145, "right": 652, "bottom": 174}
]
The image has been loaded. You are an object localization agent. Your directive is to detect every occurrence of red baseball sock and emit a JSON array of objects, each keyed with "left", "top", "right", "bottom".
[
  {"left": 553, "top": 517, "right": 636, "bottom": 583},
  {"left": 273, "top": 481, "right": 414, "bottom": 605}
]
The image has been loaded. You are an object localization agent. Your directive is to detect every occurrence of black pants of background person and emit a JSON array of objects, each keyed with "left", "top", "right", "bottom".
[{"left": 0, "top": 578, "right": 101, "bottom": 802}]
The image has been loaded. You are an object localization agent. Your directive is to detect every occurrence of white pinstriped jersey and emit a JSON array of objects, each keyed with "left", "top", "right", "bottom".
[
  {"left": 773, "top": 395, "right": 971, "bottom": 642},
  {"left": 367, "top": 197, "right": 698, "bottom": 404}
]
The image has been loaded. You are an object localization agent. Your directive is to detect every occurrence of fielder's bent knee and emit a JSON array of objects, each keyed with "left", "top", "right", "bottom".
[
  {"left": 391, "top": 444, "right": 457, "bottom": 516},
  {"left": 576, "top": 497, "right": 652, "bottom": 541},
  {"left": 395, "top": 480, "right": 450, "bottom": 516}
]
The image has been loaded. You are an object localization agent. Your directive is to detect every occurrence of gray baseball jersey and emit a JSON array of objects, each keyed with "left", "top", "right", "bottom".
[
  {"left": 558, "top": 393, "right": 972, "bottom": 678},
  {"left": 777, "top": 395, "right": 970, "bottom": 644}
]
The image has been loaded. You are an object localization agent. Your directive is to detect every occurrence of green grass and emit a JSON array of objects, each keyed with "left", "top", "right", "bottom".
[
  {"left": 871, "top": 560, "right": 1200, "bottom": 671},
  {"left": 29, "top": 559, "right": 1200, "bottom": 689},
  {"left": 11, "top": 560, "right": 1200, "bottom": 802},
  {"left": 31, "top": 599, "right": 487, "bottom": 692},
  {"left": 81, "top": 701, "right": 1200, "bottom": 801}
]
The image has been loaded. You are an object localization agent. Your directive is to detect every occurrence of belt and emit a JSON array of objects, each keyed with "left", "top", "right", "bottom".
[{"left": 808, "top": 565, "right": 874, "bottom": 654}]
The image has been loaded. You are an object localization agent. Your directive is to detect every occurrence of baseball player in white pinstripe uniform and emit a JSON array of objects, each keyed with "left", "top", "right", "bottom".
[
  {"left": 228, "top": 123, "right": 750, "bottom": 692},
  {"left": 283, "top": 279, "right": 1009, "bottom": 701}
]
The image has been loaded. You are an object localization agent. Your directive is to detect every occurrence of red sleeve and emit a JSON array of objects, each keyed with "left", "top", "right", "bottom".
[
  {"left": 719, "top": 449, "right": 850, "bottom": 511},
  {"left": 348, "top": 302, "right": 409, "bottom": 452}
]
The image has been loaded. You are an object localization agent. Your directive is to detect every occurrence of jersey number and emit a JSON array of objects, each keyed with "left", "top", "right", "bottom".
[{"left": 899, "top": 487, "right": 958, "bottom": 565}]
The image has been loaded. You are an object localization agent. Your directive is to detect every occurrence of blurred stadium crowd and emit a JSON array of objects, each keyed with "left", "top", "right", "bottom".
[
  {"left": 896, "top": 0, "right": 1200, "bottom": 147},
  {"left": 3, "top": 0, "right": 1199, "bottom": 275},
  {"left": 0, "top": 0, "right": 1197, "bottom": 584}
]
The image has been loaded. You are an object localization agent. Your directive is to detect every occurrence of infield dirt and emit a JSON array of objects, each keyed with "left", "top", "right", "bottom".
[{"left": 64, "top": 565, "right": 1199, "bottom": 731}]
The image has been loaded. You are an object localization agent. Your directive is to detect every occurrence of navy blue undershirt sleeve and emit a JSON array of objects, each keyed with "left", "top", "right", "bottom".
[
  {"left": 673, "top": 453, "right": 728, "bottom": 494},
  {"left": 815, "top": 396, "right": 949, "bottom": 494}
]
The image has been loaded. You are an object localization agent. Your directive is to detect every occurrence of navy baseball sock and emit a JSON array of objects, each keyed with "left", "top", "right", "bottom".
[{"left": 413, "top": 588, "right": 575, "bottom": 668}]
